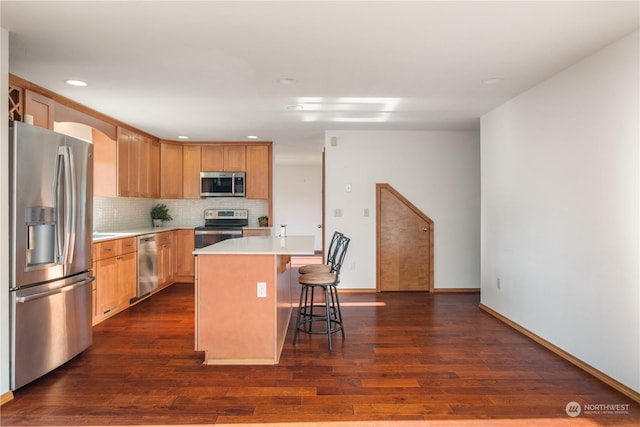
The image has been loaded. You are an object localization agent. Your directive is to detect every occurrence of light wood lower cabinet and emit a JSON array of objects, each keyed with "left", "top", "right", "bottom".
[
  {"left": 156, "top": 231, "right": 176, "bottom": 290},
  {"left": 176, "top": 229, "right": 195, "bottom": 281},
  {"left": 92, "top": 229, "right": 195, "bottom": 325},
  {"left": 93, "top": 237, "right": 137, "bottom": 325},
  {"left": 243, "top": 228, "right": 271, "bottom": 237}
]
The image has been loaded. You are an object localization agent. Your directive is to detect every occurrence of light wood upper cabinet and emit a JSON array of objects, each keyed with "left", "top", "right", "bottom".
[
  {"left": 117, "top": 128, "right": 131, "bottom": 197},
  {"left": 200, "top": 146, "right": 224, "bottom": 171},
  {"left": 24, "top": 89, "right": 54, "bottom": 130},
  {"left": 182, "top": 145, "right": 202, "bottom": 199},
  {"left": 118, "top": 128, "right": 160, "bottom": 198},
  {"left": 201, "top": 145, "right": 246, "bottom": 171},
  {"left": 92, "top": 128, "right": 117, "bottom": 197},
  {"left": 224, "top": 145, "right": 246, "bottom": 171},
  {"left": 246, "top": 145, "right": 270, "bottom": 200},
  {"left": 160, "top": 142, "right": 183, "bottom": 199},
  {"left": 148, "top": 138, "right": 160, "bottom": 198}
]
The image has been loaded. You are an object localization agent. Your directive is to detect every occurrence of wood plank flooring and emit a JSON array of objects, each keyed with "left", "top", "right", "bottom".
[{"left": 1, "top": 282, "right": 638, "bottom": 426}]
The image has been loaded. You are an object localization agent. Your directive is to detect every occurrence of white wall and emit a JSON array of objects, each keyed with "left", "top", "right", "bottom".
[
  {"left": 1, "top": 27, "right": 10, "bottom": 396},
  {"left": 273, "top": 163, "right": 323, "bottom": 251},
  {"left": 481, "top": 31, "right": 639, "bottom": 392},
  {"left": 324, "top": 130, "right": 480, "bottom": 289}
]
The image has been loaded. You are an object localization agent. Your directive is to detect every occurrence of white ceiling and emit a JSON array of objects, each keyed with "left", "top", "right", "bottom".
[{"left": 2, "top": 1, "right": 639, "bottom": 163}]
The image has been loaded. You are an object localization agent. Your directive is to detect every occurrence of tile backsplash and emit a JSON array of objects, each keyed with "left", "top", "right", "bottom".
[{"left": 93, "top": 197, "right": 269, "bottom": 231}]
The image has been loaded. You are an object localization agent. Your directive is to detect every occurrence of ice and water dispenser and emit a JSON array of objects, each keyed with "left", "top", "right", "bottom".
[{"left": 25, "top": 206, "right": 56, "bottom": 269}]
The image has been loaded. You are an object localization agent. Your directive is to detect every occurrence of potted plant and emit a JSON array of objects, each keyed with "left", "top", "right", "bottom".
[
  {"left": 258, "top": 215, "right": 269, "bottom": 227},
  {"left": 151, "top": 203, "right": 173, "bottom": 227}
]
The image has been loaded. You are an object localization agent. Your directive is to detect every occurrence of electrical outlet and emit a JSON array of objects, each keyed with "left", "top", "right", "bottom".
[
  {"left": 257, "top": 282, "right": 267, "bottom": 298},
  {"left": 364, "top": 208, "right": 369, "bottom": 217},
  {"left": 334, "top": 208, "right": 342, "bottom": 217}
]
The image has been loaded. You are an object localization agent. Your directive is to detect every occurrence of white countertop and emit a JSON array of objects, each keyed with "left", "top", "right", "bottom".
[
  {"left": 193, "top": 235, "right": 315, "bottom": 255},
  {"left": 92, "top": 226, "right": 194, "bottom": 242}
]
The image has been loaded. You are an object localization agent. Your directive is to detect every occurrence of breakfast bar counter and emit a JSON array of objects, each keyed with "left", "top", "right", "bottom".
[{"left": 193, "top": 236, "right": 314, "bottom": 365}]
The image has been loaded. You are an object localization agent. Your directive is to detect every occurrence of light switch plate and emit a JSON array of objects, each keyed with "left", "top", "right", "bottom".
[{"left": 257, "top": 282, "right": 267, "bottom": 298}]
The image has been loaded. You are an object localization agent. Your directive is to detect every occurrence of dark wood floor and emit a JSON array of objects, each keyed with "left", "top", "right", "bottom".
[{"left": 2, "top": 282, "right": 638, "bottom": 426}]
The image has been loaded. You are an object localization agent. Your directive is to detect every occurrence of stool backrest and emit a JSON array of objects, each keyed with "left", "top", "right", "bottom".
[
  {"left": 329, "top": 234, "right": 350, "bottom": 276},
  {"left": 325, "top": 231, "right": 343, "bottom": 265}
]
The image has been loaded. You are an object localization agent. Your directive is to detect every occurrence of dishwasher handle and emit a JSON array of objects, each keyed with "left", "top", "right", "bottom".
[{"left": 138, "top": 235, "right": 156, "bottom": 244}]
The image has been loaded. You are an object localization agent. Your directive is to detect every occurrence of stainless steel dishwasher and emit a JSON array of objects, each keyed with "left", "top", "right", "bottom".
[{"left": 134, "top": 234, "right": 158, "bottom": 302}]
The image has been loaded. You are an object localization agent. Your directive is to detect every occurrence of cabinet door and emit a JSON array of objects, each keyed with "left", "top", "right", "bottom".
[
  {"left": 224, "top": 145, "right": 246, "bottom": 171},
  {"left": 176, "top": 229, "right": 195, "bottom": 278},
  {"left": 182, "top": 145, "right": 202, "bottom": 199},
  {"left": 160, "top": 143, "right": 183, "bottom": 198},
  {"left": 117, "top": 128, "right": 132, "bottom": 197},
  {"left": 96, "top": 256, "right": 119, "bottom": 315},
  {"left": 136, "top": 134, "right": 148, "bottom": 197},
  {"left": 201, "top": 146, "right": 224, "bottom": 171},
  {"left": 129, "top": 132, "right": 141, "bottom": 197},
  {"left": 157, "top": 243, "right": 174, "bottom": 286},
  {"left": 117, "top": 252, "right": 137, "bottom": 306},
  {"left": 24, "top": 89, "right": 54, "bottom": 129},
  {"left": 92, "top": 128, "right": 117, "bottom": 197},
  {"left": 148, "top": 139, "right": 160, "bottom": 198},
  {"left": 246, "top": 145, "right": 270, "bottom": 199}
]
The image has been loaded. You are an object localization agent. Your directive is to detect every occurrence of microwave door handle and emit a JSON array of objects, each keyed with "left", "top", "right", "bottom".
[{"left": 231, "top": 173, "right": 235, "bottom": 195}]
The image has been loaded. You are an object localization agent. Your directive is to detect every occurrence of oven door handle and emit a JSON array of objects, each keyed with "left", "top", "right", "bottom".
[{"left": 195, "top": 229, "right": 243, "bottom": 236}]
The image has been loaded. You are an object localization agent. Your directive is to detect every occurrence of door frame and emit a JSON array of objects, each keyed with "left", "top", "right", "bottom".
[{"left": 376, "top": 183, "right": 434, "bottom": 292}]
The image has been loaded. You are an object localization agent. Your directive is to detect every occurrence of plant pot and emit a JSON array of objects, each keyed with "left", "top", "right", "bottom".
[
  {"left": 258, "top": 220, "right": 268, "bottom": 227},
  {"left": 153, "top": 219, "right": 162, "bottom": 227}
]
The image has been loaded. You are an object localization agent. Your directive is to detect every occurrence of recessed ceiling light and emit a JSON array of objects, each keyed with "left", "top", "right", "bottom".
[
  {"left": 177, "top": 135, "right": 189, "bottom": 140},
  {"left": 247, "top": 135, "right": 258, "bottom": 139},
  {"left": 482, "top": 77, "right": 504, "bottom": 85},
  {"left": 277, "top": 78, "right": 298, "bottom": 85},
  {"left": 65, "top": 79, "right": 87, "bottom": 87}
]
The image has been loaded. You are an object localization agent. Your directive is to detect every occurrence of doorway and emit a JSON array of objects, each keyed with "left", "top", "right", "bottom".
[{"left": 376, "top": 183, "right": 434, "bottom": 291}]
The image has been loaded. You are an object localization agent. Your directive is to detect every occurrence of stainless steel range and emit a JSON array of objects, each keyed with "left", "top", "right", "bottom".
[{"left": 194, "top": 209, "right": 248, "bottom": 249}]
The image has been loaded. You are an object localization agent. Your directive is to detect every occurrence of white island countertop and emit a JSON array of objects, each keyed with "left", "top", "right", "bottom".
[{"left": 193, "top": 235, "right": 315, "bottom": 255}]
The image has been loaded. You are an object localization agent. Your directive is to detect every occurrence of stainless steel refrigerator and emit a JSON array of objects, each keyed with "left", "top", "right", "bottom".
[{"left": 9, "top": 121, "right": 94, "bottom": 390}]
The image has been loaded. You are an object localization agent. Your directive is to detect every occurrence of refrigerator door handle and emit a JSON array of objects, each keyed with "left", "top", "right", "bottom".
[
  {"left": 53, "top": 147, "right": 64, "bottom": 264},
  {"left": 65, "top": 144, "right": 77, "bottom": 267},
  {"left": 15, "top": 277, "right": 95, "bottom": 303},
  {"left": 53, "top": 146, "right": 77, "bottom": 268}
]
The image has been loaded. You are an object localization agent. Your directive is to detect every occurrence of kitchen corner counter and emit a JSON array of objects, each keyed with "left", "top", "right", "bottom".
[{"left": 193, "top": 235, "right": 314, "bottom": 255}]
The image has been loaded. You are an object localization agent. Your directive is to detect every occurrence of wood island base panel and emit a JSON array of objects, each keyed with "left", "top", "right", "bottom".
[
  {"left": 196, "top": 253, "right": 292, "bottom": 365},
  {"left": 194, "top": 235, "right": 314, "bottom": 365}
]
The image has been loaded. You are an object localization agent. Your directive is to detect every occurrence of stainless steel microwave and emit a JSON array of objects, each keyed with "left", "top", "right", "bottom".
[{"left": 200, "top": 172, "right": 245, "bottom": 197}]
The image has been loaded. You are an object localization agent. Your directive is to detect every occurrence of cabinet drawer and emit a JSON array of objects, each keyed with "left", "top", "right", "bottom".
[
  {"left": 96, "top": 240, "right": 117, "bottom": 259},
  {"left": 118, "top": 237, "right": 137, "bottom": 254},
  {"left": 156, "top": 231, "right": 172, "bottom": 246}
]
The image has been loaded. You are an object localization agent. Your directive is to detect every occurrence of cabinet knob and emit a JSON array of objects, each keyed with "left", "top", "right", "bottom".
[{"left": 422, "top": 227, "right": 429, "bottom": 232}]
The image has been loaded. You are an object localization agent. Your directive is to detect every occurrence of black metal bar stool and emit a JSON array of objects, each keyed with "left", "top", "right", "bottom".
[
  {"left": 293, "top": 233, "right": 350, "bottom": 351},
  {"left": 298, "top": 231, "right": 343, "bottom": 275}
]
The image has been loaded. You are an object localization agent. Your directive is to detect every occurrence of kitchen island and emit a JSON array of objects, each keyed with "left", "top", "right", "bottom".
[{"left": 193, "top": 235, "right": 314, "bottom": 365}]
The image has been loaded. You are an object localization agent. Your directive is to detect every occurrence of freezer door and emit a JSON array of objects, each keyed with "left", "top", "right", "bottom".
[
  {"left": 10, "top": 272, "right": 94, "bottom": 389},
  {"left": 9, "top": 122, "right": 93, "bottom": 289}
]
